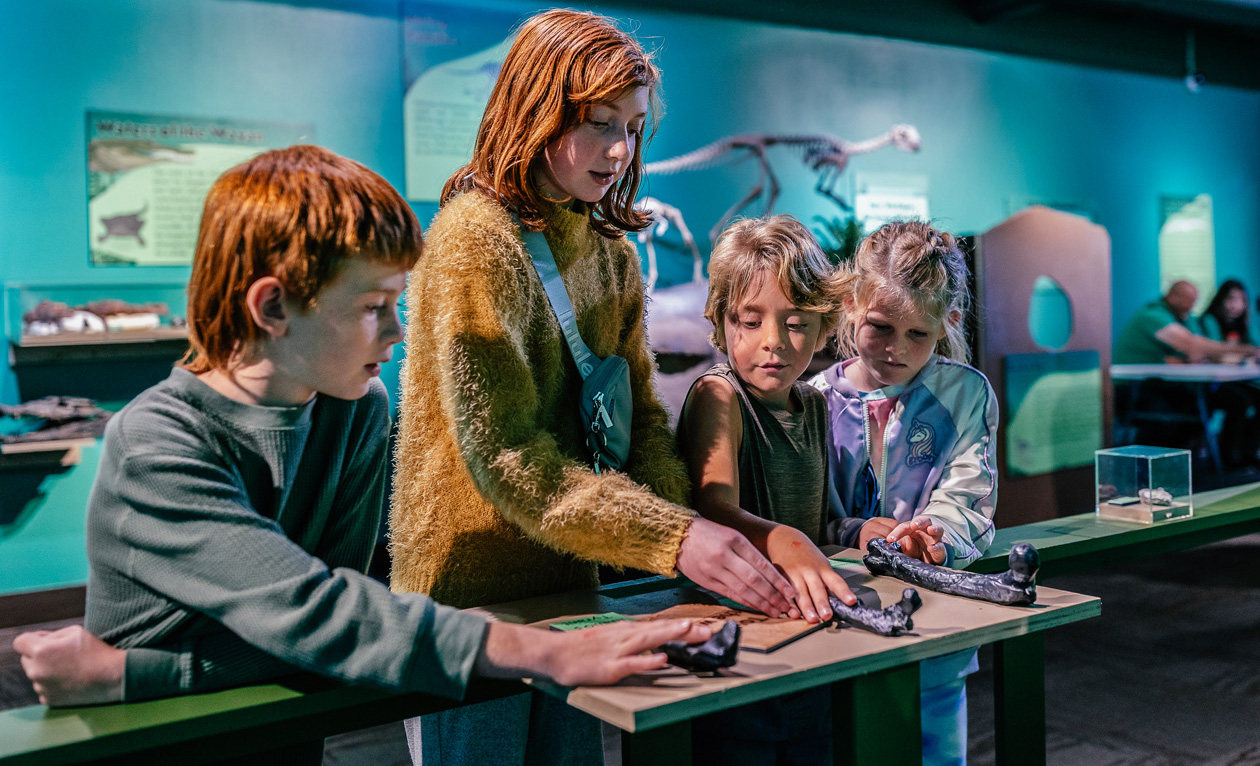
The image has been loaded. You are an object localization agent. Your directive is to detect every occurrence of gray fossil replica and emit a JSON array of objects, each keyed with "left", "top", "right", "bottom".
[
  {"left": 0, "top": 396, "right": 112, "bottom": 443},
  {"left": 661, "top": 620, "right": 740, "bottom": 673},
  {"left": 828, "top": 587, "right": 922, "bottom": 637},
  {"left": 863, "top": 539, "right": 1040, "bottom": 607}
]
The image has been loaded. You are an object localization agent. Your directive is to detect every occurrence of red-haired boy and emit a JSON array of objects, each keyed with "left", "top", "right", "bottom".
[{"left": 14, "top": 145, "right": 706, "bottom": 708}]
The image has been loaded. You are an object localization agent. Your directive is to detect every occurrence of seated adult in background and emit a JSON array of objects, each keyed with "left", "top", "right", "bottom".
[
  {"left": 1198, "top": 279, "right": 1255, "bottom": 347},
  {"left": 1114, "top": 280, "right": 1258, "bottom": 364},
  {"left": 1198, "top": 280, "right": 1260, "bottom": 466}
]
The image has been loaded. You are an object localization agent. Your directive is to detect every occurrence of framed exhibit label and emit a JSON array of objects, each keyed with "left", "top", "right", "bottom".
[
  {"left": 87, "top": 112, "right": 313, "bottom": 267},
  {"left": 854, "top": 172, "right": 929, "bottom": 233}
]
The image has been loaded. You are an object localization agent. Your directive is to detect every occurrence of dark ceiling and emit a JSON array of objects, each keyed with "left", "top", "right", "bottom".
[{"left": 615, "top": 0, "right": 1260, "bottom": 90}]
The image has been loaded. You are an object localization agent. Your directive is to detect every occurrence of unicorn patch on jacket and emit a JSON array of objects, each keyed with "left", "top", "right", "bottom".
[{"left": 906, "top": 418, "right": 936, "bottom": 466}]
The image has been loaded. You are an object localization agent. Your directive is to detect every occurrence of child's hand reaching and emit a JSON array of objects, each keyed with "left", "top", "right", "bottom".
[
  {"left": 765, "top": 524, "right": 857, "bottom": 623},
  {"left": 886, "top": 516, "right": 948, "bottom": 564},
  {"left": 860, "top": 516, "right": 947, "bottom": 564}
]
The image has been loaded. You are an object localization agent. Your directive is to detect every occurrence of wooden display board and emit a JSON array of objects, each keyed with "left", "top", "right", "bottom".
[{"left": 970, "top": 206, "right": 1114, "bottom": 526}]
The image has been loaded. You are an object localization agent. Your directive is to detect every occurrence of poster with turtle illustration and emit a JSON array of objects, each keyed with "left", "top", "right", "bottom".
[{"left": 87, "top": 112, "right": 312, "bottom": 266}]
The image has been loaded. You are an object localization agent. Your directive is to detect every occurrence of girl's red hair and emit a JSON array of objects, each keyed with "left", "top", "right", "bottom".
[{"left": 442, "top": 9, "right": 660, "bottom": 237}]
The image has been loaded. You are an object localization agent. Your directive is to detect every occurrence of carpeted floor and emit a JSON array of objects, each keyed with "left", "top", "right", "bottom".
[
  {"left": 6, "top": 534, "right": 1260, "bottom": 765},
  {"left": 967, "top": 532, "right": 1260, "bottom": 766}
]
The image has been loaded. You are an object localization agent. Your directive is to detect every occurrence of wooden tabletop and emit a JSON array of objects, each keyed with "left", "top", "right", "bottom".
[{"left": 479, "top": 556, "right": 1100, "bottom": 733}]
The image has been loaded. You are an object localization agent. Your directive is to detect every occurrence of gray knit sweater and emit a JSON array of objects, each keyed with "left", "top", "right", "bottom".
[{"left": 84, "top": 368, "right": 486, "bottom": 702}]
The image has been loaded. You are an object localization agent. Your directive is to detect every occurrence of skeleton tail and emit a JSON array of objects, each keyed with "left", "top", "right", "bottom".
[{"left": 645, "top": 138, "right": 745, "bottom": 175}]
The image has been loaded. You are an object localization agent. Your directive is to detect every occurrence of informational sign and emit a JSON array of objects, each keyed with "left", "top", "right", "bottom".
[
  {"left": 854, "top": 172, "right": 929, "bottom": 233},
  {"left": 1159, "top": 194, "right": 1215, "bottom": 313},
  {"left": 87, "top": 112, "right": 312, "bottom": 266},
  {"left": 1003, "top": 350, "right": 1103, "bottom": 477},
  {"left": 403, "top": 2, "right": 520, "bottom": 201}
]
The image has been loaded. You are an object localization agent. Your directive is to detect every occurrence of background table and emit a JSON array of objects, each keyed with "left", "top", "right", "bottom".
[{"left": 1111, "top": 363, "right": 1260, "bottom": 471}]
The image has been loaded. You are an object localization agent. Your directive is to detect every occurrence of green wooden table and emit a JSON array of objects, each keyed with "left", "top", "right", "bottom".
[
  {"left": 0, "top": 565, "right": 1098, "bottom": 766},
  {"left": 0, "top": 674, "right": 526, "bottom": 766}
]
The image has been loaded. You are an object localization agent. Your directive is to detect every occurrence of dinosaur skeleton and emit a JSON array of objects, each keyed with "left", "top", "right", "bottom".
[
  {"left": 635, "top": 196, "right": 702, "bottom": 292},
  {"left": 643, "top": 123, "right": 922, "bottom": 246}
]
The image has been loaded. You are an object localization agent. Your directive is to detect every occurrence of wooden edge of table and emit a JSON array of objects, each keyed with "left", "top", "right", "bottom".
[{"left": 0, "top": 676, "right": 525, "bottom": 766}]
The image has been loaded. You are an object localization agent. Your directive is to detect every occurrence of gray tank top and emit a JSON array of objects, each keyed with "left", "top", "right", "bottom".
[{"left": 678, "top": 364, "right": 830, "bottom": 543}]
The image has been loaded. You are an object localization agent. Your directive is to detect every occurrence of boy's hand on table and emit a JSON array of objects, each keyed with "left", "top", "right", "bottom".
[
  {"left": 479, "top": 619, "right": 713, "bottom": 687},
  {"left": 13, "top": 625, "right": 125, "bottom": 707},
  {"left": 677, "top": 516, "right": 799, "bottom": 618},
  {"left": 765, "top": 525, "right": 856, "bottom": 623},
  {"left": 874, "top": 516, "right": 948, "bottom": 564}
]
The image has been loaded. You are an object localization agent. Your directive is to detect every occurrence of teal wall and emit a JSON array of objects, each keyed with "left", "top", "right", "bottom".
[
  {"left": 1, "top": 0, "right": 1257, "bottom": 594},
  {"left": 0, "top": 0, "right": 407, "bottom": 594}
]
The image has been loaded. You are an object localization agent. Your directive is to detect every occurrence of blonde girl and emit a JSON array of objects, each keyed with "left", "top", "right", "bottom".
[{"left": 811, "top": 220, "right": 998, "bottom": 766}]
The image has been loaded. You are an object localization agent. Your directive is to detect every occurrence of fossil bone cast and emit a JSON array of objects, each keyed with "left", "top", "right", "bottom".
[
  {"left": 0, "top": 396, "right": 113, "bottom": 443},
  {"left": 660, "top": 620, "right": 740, "bottom": 673},
  {"left": 863, "top": 539, "right": 1040, "bottom": 607},
  {"left": 644, "top": 124, "right": 922, "bottom": 244},
  {"left": 828, "top": 587, "right": 922, "bottom": 637}
]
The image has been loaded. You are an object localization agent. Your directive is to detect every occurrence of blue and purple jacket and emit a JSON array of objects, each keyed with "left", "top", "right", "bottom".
[{"left": 809, "top": 355, "right": 998, "bottom": 568}]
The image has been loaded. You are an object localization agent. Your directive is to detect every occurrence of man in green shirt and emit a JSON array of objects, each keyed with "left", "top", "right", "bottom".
[
  {"left": 13, "top": 146, "right": 708, "bottom": 709},
  {"left": 1114, "top": 281, "right": 1258, "bottom": 364}
]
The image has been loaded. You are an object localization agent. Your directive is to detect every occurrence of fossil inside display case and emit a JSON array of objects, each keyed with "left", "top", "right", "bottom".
[
  {"left": 6, "top": 282, "right": 187, "bottom": 348},
  {"left": 1095, "top": 445, "right": 1192, "bottom": 523}
]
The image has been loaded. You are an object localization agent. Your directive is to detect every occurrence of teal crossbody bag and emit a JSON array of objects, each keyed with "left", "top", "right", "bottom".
[{"left": 519, "top": 225, "right": 633, "bottom": 474}]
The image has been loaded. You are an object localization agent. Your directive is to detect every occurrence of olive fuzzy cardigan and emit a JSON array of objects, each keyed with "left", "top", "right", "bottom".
[{"left": 389, "top": 192, "right": 695, "bottom": 608}]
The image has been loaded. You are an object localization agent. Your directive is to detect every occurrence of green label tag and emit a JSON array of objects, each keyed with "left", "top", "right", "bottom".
[
  {"left": 548, "top": 613, "right": 632, "bottom": 631},
  {"left": 830, "top": 557, "right": 863, "bottom": 567}
]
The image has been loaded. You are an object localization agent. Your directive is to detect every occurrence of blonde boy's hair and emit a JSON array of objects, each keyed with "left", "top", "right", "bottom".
[
  {"left": 704, "top": 215, "right": 843, "bottom": 354},
  {"left": 835, "top": 220, "right": 971, "bottom": 362}
]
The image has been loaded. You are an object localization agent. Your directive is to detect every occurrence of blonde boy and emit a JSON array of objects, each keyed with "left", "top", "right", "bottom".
[{"left": 677, "top": 215, "right": 854, "bottom": 764}]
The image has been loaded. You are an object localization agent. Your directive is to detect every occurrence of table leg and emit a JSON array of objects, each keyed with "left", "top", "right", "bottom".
[
  {"left": 1196, "top": 383, "right": 1224, "bottom": 473},
  {"left": 832, "top": 662, "right": 921, "bottom": 766},
  {"left": 994, "top": 632, "right": 1046, "bottom": 766},
  {"left": 620, "top": 720, "right": 690, "bottom": 766}
]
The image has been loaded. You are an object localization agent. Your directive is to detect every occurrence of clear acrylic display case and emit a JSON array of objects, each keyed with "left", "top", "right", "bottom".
[{"left": 1095, "top": 445, "right": 1192, "bottom": 523}]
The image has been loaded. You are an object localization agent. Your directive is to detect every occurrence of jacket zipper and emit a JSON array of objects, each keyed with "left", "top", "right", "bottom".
[{"left": 863, "top": 396, "right": 896, "bottom": 517}]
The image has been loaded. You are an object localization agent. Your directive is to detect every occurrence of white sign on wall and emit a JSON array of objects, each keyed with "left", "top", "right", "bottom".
[
  {"left": 854, "top": 172, "right": 929, "bottom": 232},
  {"left": 1158, "top": 194, "right": 1216, "bottom": 312}
]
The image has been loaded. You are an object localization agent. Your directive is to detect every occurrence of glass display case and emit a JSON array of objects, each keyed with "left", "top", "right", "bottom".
[
  {"left": 4, "top": 282, "right": 187, "bottom": 349},
  {"left": 1095, "top": 445, "right": 1192, "bottom": 523}
]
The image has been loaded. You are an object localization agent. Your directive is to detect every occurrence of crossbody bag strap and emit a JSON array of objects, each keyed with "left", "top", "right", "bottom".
[{"left": 517, "top": 221, "right": 598, "bottom": 379}]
